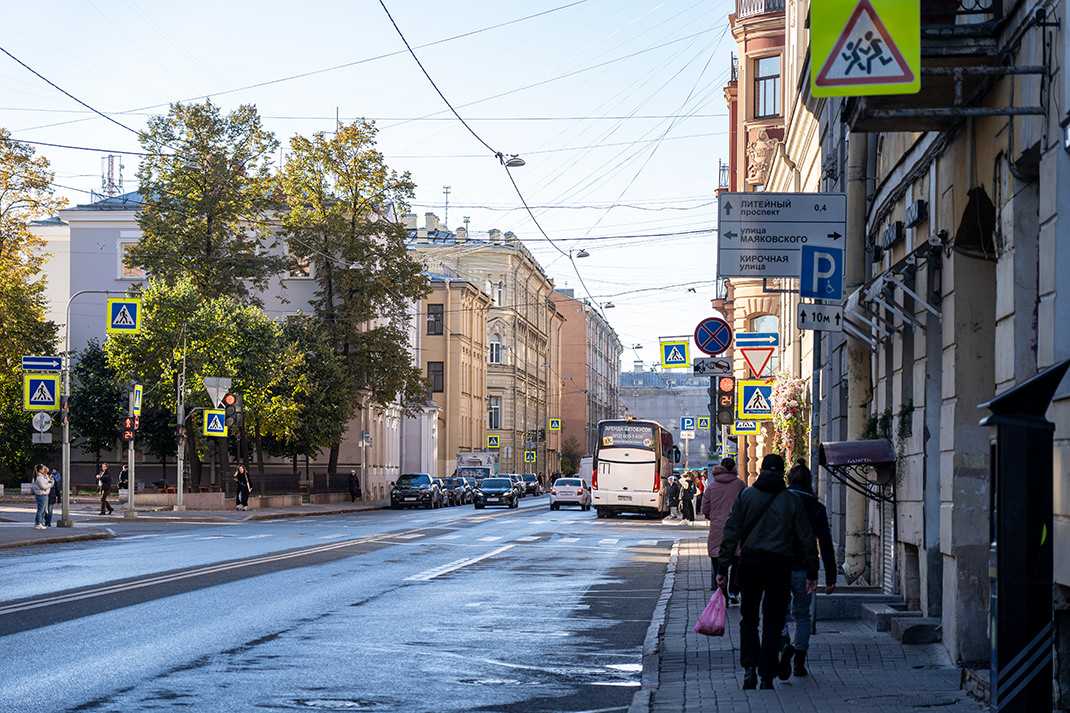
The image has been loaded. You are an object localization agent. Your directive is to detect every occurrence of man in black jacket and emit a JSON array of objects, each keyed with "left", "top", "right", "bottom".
[{"left": 716, "top": 454, "right": 818, "bottom": 690}]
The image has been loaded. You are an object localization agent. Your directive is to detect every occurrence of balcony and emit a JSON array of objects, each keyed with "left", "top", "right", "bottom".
[
  {"left": 737, "top": 0, "right": 784, "bottom": 21},
  {"left": 841, "top": 1, "right": 1049, "bottom": 133}
]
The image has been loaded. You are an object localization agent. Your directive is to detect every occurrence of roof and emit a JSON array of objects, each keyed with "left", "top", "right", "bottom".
[
  {"left": 73, "top": 191, "right": 145, "bottom": 210},
  {"left": 620, "top": 371, "right": 706, "bottom": 389}
]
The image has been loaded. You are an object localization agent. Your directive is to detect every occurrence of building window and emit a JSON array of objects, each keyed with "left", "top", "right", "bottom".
[
  {"left": 489, "top": 334, "right": 502, "bottom": 364},
  {"left": 754, "top": 55, "right": 780, "bottom": 118},
  {"left": 428, "top": 362, "right": 444, "bottom": 393},
  {"left": 750, "top": 314, "right": 779, "bottom": 373},
  {"left": 488, "top": 396, "right": 501, "bottom": 429},
  {"left": 427, "top": 304, "right": 444, "bottom": 335},
  {"left": 118, "top": 243, "right": 144, "bottom": 279},
  {"left": 494, "top": 282, "right": 504, "bottom": 306}
]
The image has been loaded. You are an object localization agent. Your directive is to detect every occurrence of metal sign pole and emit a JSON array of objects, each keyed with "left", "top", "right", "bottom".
[{"left": 125, "top": 391, "right": 136, "bottom": 518}]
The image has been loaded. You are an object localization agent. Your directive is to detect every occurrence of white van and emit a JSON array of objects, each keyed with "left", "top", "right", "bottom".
[{"left": 577, "top": 456, "right": 594, "bottom": 490}]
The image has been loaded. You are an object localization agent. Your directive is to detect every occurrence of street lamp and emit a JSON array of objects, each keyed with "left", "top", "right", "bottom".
[{"left": 497, "top": 153, "right": 525, "bottom": 168}]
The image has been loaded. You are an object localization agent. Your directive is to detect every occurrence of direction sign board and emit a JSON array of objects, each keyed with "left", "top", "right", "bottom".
[
  {"left": 737, "top": 380, "right": 774, "bottom": 420},
  {"left": 798, "top": 302, "right": 845, "bottom": 332},
  {"left": 548, "top": 418, "right": 561, "bottom": 431},
  {"left": 693, "top": 357, "right": 732, "bottom": 377},
  {"left": 800, "top": 246, "right": 845, "bottom": 301},
  {"left": 487, "top": 435, "right": 500, "bottom": 449},
  {"left": 697, "top": 416, "right": 710, "bottom": 430},
  {"left": 812, "top": 0, "right": 920, "bottom": 98},
  {"left": 736, "top": 332, "right": 779, "bottom": 348},
  {"left": 681, "top": 417, "right": 696, "bottom": 432},
  {"left": 22, "top": 355, "right": 63, "bottom": 372},
  {"left": 718, "top": 192, "right": 847, "bottom": 278},
  {"left": 23, "top": 374, "right": 60, "bottom": 411},
  {"left": 732, "top": 420, "right": 761, "bottom": 435},
  {"left": 132, "top": 384, "right": 143, "bottom": 416},
  {"left": 694, "top": 317, "right": 733, "bottom": 356},
  {"left": 660, "top": 339, "right": 689, "bottom": 369},
  {"left": 203, "top": 409, "right": 227, "bottom": 437},
  {"left": 106, "top": 298, "right": 142, "bottom": 334}
]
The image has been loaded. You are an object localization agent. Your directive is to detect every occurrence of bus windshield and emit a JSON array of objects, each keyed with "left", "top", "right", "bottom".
[{"left": 599, "top": 421, "right": 656, "bottom": 450}]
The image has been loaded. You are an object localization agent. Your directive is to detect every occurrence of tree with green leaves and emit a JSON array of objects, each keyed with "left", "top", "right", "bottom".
[
  {"left": 279, "top": 120, "right": 430, "bottom": 475},
  {"left": 69, "top": 339, "right": 126, "bottom": 468},
  {"left": 125, "top": 101, "right": 286, "bottom": 304},
  {"left": 0, "top": 129, "right": 63, "bottom": 484},
  {"left": 560, "top": 436, "right": 583, "bottom": 477}
]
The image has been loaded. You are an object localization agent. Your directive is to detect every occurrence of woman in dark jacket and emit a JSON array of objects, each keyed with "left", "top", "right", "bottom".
[{"left": 778, "top": 460, "right": 837, "bottom": 679}]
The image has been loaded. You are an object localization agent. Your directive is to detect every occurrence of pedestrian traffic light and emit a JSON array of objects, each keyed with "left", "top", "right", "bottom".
[
  {"left": 121, "top": 416, "right": 135, "bottom": 441},
  {"left": 223, "top": 392, "right": 243, "bottom": 429},
  {"left": 715, "top": 376, "right": 736, "bottom": 426},
  {"left": 59, "top": 395, "right": 70, "bottom": 426},
  {"left": 176, "top": 423, "right": 185, "bottom": 447}
]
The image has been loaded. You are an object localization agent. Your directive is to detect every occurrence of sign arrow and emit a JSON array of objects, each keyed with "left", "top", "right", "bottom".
[
  {"left": 723, "top": 230, "right": 737, "bottom": 240},
  {"left": 828, "top": 231, "right": 842, "bottom": 240},
  {"left": 22, "top": 356, "right": 63, "bottom": 372},
  {"left": 723, "top": 200, "right": 733, "bottom": 215}
]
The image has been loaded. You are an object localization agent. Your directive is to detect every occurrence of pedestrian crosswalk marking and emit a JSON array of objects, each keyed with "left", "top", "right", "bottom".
[
  {"left": 437, "top": 534, "right": 462, "bottom": 540},
  {"left": 560, "top": 537, "right": 580, "bottom": 542},
  {"left": 599, "top": 538, "right": 619, "bottom": 545},
  {"left": 398, "top": 533, "right": 422, "bottom": 539},
  {"left": 478, "top": 536, "right": 502, "bottom": 542},
  {"left": 515, "top": 536, "right": 541, "bottom": 542}
]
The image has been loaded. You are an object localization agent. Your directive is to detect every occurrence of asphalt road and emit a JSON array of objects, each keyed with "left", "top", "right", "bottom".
[{"left": 0, "top": 496, "right": 683, "bottom": 713}]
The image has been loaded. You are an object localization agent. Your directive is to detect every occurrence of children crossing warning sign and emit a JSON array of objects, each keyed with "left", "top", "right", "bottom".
[{"left": 811, "top": 0, "right": 919, "bottom": 97}]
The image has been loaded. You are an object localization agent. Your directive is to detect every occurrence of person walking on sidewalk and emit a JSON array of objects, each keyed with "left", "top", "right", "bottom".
[
  {"left": 96, "top": 464, "right": 114, "bottom": 515},
  {"left": 702, "top": 458, "right": 745, "bottom": 601},
  {"left": 234, "top": 465, "right": 252, "bottom": 511},
  {"left": 716, "top": 453, "right": 818, "bottom": 691},
  {"left": 680, "top": 475, "right": 695, "bottom": 522},
  {"left": 778, "top": 460, "right": 837, "bottom": 680},
  {"left": 667, "top": 476, "right": 681, "bottom": 520},
  {"left": 31, "top": 465, "right": 55, "bottom": 529},
  {"left": 348, "top": 470, "right": 362, "bottom": 502}
]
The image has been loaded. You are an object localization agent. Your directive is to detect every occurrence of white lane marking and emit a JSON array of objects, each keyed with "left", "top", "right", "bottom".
[
  {"left": 162, "top": 535, "right": 196, "bottom": 539},
  {"left": 317, "top": 534, "right": 348, "bottom": 540},
  {"left": 599, "top": 538, "right": 619, "bottom": 545},
  {"left": 639, "top": 540, "right": 659, "bottom": 546},
  {"left": 0, "top": 534, "right": 397, "bottom": 616},
  {"left": 119, "top": 534, "right": 159, "bottom": 540},
  {"left": 436, "top": 534, "right": 461, "bottom": 540},
  {"left": 560, "top": 537, "right": 580, "bottom": 543},
  {"left": 514, "top": 536, "right": 540, "bottom": 542},
  {"left": 405, "top": 544, "right": 516, "bottom": 582},
  {"left": 478, "top": 536, "right": 502, "bottom": 542},
  {"left": 397, "top": 533, "right": 423, "bottom": 539}
]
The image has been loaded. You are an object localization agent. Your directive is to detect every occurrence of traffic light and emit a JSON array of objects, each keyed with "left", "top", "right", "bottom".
[
  {"left": 121, "top": 416, "right": 135, "bottom": 442},
  {"left": 715, "top": 376, "right": 736, "bottom": 426},
  {"left": 59, "top": 396, "right": 70, "bottom": 426},
  {"left": 176, "top": 423, "right": 185, "bottom": 447},
  {"left": 223, "top": 393, "right": 243, "bottom": 429}
]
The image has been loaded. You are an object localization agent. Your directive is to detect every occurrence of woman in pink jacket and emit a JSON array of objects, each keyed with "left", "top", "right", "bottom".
[{"left": 701, "top": 457, "right": 745, "bottom": 602}]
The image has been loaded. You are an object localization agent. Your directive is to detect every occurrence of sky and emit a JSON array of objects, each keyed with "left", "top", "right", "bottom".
[{"left": 1, "top": 0, "right": 734, "bottom": 369}]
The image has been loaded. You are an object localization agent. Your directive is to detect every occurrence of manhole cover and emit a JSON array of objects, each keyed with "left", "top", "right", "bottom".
[
  {"left": 285, "top": 699, "right": 389, "bottom": 711},
  {"left": 845, "top": 694, "right": 961, "bottom": 708}
]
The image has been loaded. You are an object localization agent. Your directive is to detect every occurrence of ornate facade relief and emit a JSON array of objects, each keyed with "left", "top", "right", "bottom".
[{"left": 746, "top": 129, "right": 778, "bottom": 185}]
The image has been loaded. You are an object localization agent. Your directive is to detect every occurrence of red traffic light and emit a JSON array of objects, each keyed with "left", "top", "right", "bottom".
[
  {"left": 122, "top": 416, "right": 135, "bottom": 429},
  {"left": 718, "top": 376, "right": 735, "bottom": 393},
  {"left": 223, "top": 393, "right": 238, "bottom": 407}
]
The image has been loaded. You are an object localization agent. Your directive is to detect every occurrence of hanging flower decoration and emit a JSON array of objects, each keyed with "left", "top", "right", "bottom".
[{"left": 770, "top": 372, "right": 809, "bottom": 467}]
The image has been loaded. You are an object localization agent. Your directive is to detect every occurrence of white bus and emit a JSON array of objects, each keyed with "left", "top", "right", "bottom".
[{"left": 592, "top": 419, "right": 679, "bottom": 518}]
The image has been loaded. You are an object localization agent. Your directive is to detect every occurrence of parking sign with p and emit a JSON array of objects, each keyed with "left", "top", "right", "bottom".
[{"left": 800, "top": 246, "right": 844, "bottom": 301}]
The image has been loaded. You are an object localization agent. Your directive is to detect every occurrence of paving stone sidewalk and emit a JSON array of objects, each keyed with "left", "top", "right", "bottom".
[{"left": 634, "top": 538, "right": 985, "bottom": 712}]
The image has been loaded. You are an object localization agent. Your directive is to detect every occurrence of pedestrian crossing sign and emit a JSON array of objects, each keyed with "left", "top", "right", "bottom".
[
  {"left": 697, "top": 417, "right": 710, "bottom": 430},
  {"left": 524, "top": 451, "right": 536, "bottom": 463},
  {"left": 737, "top": 380, "right": 774, "bottom": 420},
  {"left": 203, "top": 409, "right": 228, "bottom": 437},
  {"left": 487, "top": 435, "right": 500, "bottom": 449},
  {"left": 23, "top": 373, "right": 60, "bottom": 411},
  {"left": 660, "top": 339, "right": 689, "bottom": 369},
  {"left": 106, "top": 298, "right": 142, "bottom": 334},
  {"left": 811, "top": 0, "right": 919, "bottom": 98},
  {"left": 133, "top": 384, "right": 143, "bottom": 416},
  {"left": 732, "top": 420, "right": 761, "bottom": 435},
  {"left": 549, "top": 418, "right": 561, "bottom": 431}
]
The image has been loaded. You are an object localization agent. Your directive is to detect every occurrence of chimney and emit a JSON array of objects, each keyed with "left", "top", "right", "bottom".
[
  {"left": 404, "top": 213, "right": 418, "bottom": 230},
  {"left": 633, "top": 360, "right": 644, "bottom": 373},
  {"left": 489, "top": 229, "right": 501, "bottom": 244},
  {"left": 456, "top": 226, "right": 467, "bottom": 243},
  {"left": 425, "top": 212, "right": 439, "bottom": 233},
  {"left": 504, "top": 231, "right": 519, "bottom": 246}
]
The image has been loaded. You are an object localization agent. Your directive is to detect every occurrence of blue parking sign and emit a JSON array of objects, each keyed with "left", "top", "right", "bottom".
[{"left": 800, "top": 246, "right": 844, "bottom": 301}]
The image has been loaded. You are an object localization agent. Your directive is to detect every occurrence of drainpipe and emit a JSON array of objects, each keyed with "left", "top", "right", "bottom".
[{"left": 843, "top": 133, "right": 872, "bottom": 584}]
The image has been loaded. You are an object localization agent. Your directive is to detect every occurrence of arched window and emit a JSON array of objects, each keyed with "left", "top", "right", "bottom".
[
  {"left": 749, "top": 314, "right": 779, "bottom": 373},
  {"left": 489, "top": 334, "right": 502, "bottom": 364}
]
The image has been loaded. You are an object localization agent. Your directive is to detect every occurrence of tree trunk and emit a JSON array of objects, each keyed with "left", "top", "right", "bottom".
[{"left": 328, "top": 443, "right": 340, "bottom": 482}]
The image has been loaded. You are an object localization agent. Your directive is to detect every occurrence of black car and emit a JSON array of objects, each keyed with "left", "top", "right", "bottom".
[
  {"left": 390, "top": 473, "right": 443, "bottom": 509},
  {"left": 519, "top": 473, "right": 541, "bottom": 496},
  {"left": 473, "top": 477, "right": 518, "bottom": 509},
  {"left": 439, "top": 477, "right": 468, "bottom": 506}
]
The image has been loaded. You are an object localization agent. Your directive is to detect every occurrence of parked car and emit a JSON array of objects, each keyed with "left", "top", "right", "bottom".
[
  {"left": 439, "top": 477, "right": 467, "bottom": 506},
  {"left": 456, "top": 477, "right": 476, "bottom": 503},
  {"left": 390, "top": 473, "right": 443, "bottom": 509},
  {"left": 550, "top": 477, "right": 591, "bottom": 511},
  {"left": 507, "top": 474, "right": 526, "bottom": 498},
  {"left": 519, "top": 473, "right": 541, "bottom": 496},
  {"left": 473, "top": 477, "right": 518, "bottom": 509}
]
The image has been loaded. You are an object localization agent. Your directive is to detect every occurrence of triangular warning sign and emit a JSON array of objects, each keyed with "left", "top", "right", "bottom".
[
  {"left": 30, "top": 382, "right": 53, "bottom": 403},
  {"left": 665, "top": 346, "right": 685, "bottom": 363},
  {"left": 815, "top": 0, "right": 914, "bottom": 87},
  {"left": 208, "top": 414, "right": 223, "bottom": 431},
  {"left": 745, "top": 387, "right": 771, "bottom": 413},
  {"left": 740, "top": 347, "right": 775, "bottom": 378},
  {"left": 113, "top": 305, "right": 135, "bottom": 326}
]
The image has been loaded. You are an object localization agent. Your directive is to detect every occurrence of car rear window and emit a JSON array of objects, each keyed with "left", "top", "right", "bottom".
[{"left": 554, "top": 478, "right": 581, "bottom": 486}]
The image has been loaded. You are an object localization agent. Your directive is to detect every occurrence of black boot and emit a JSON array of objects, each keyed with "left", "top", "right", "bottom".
[
  {"left": 793, "top": 649, "right": 808, "bottom": 677},
  {"left": 742, "top": 667, "right": 758, "bottom": 690},
  {"left": 778, "top": 643, "right": 795, "bottom": 680},
  {"left": 759, "top": 677, "right": 775, "bottom": 689}
]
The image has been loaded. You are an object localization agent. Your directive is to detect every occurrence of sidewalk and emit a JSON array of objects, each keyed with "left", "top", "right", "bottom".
[
  {"left": 633, "top": 538, "right": 985, "bottom": 712},
  {"left": 0, "top": 495, "right": 382, "bottom": 550}
]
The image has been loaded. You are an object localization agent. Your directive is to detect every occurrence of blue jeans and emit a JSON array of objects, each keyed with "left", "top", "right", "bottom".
[
  {"left": 35, "top": 494, "right": 49, "bottom": 526},
  {"left": 782, "top": 570, "right": 813, "bottom": 651}
]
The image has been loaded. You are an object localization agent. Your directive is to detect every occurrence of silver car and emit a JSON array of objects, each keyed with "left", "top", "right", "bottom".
[{"left": 549, "top": 478, "right": 590, "bottom": 511}]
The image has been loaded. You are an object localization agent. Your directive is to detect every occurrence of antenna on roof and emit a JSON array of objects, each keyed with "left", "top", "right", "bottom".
[
  {"left": 100, "top": 155, "right": 124, "bottom": 198},
  {"left": 443, "top": 186, "right": 451, "bottom": 228}
]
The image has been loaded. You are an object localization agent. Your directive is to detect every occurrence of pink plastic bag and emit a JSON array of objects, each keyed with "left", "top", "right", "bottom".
[{"left": 694, "top": 587, "right": 726, "bottom": 636}]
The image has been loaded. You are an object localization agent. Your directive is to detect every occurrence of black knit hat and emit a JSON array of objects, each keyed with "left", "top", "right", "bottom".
[{"left": 761, "top": 453, "right": 785, "bottom": 473}]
